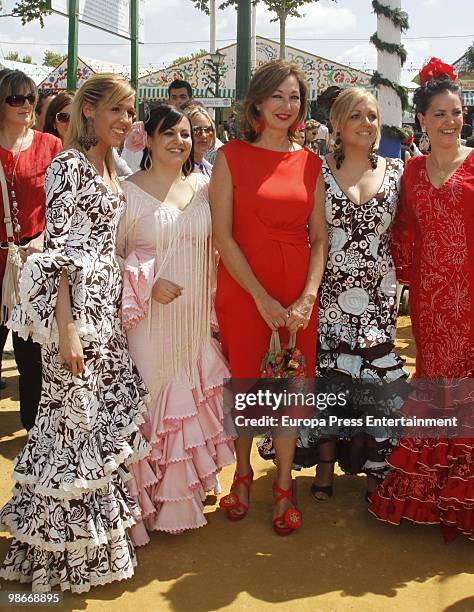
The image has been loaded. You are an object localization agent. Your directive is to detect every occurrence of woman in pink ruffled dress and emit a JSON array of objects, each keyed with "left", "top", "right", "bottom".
[{"left": 118, "top": 104, "right": 235, "bottom": 544}]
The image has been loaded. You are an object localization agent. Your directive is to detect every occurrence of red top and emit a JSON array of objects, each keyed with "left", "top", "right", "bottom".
[
  {"left": 0, "top": 130, "right": 62, "bottom": 283},
  {"left": 392, "top": 151, "right": 474, "bottom": 378},
  {"left": 215, "top": 139, "right": 322, "bottom": 378}
]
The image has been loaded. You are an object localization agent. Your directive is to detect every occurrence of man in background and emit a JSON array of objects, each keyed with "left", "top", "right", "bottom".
[
  {"left": 168, "top": 80, "right": 193, "bottom": 109},
  {"left": 316, "top": 119, "right": 330, "bottom": 156}
]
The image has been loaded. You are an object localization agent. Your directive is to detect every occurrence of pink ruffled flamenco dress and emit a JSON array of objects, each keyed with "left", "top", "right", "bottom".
[{"left": 119, "top": 176, "right": 235, "bottom": 544}]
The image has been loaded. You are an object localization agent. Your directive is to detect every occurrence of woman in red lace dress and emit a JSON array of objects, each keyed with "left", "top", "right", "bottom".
[
  {"left": 210, "top": 60, "right": 328, "bottom": 535},
  {"left": 369, "top": 59, "right": 474, "bottom": 543}
]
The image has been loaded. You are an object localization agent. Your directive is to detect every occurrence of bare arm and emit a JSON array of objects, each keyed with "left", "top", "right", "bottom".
[
  {"left": 56, "top": 270, "right": 84, "bottom": 375},
  {"left": 209, "top": 151, "right": 288, "bottom": 330},
  {"left": 286, "top": 172, "right": 328, "bottom": 334}
]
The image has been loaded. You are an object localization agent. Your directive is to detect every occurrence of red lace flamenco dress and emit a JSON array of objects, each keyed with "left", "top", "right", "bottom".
[{"left": 369, "top": 152, "right": 474, "bottom": 543}]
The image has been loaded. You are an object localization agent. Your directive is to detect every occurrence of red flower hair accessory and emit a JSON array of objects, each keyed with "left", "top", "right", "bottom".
[{"left": 418, "top": 57, "right": 457, "bottom": 86}]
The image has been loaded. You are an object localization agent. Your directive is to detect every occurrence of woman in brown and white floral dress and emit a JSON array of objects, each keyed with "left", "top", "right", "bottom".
[
  {"left": 0, "top": 75, "right": 149, "bottom": 593},
  {"left": 294, "top": 88, "right": 407, "bottom": 500}
]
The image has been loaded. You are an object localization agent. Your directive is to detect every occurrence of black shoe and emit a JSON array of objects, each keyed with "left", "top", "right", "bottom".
[{"left": 310, "top": 482, "right": 333, "bottom": 502}]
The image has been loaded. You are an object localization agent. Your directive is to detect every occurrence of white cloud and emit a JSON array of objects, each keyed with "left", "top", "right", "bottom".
[
  {"left": 336, "top": 43, "right": 376, "bottom": 72},
  {"left": 258, "top": 3, "right": 357, "bottom": 38}
]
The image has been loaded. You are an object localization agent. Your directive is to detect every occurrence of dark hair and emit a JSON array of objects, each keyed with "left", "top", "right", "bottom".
[
  {"left": 167, "top": 79, "right": 193, "bottom": 99},
  {"left": 140, "top": 103, "right": 194, "bottom": 176},
  {"left": 35, "top": 90, "right": 57, "bottom": 116},
  {"left": 43, "top": 91, "right": 74, "bottom": 138},
  {"left": 413, "top": 75, "right": 460, "bottom": 115},
  {"left": 0, "top": 70, "right": 38, "bottom": 127},
  {"left": 239, "top": 59, "right": 309, "bottom": 143}
]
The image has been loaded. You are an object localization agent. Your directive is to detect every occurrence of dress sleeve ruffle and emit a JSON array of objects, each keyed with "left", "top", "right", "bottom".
[
  {"left": 121, "top": 251, "right": 155, "bottom": 330},
  {"left": 7, "top": 151, "right": 99, "bottom": 345},
  {"left": 8, "top": 249, "right": 98, "bottom": 345}
]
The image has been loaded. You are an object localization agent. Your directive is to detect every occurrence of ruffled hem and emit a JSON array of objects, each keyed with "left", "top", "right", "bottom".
[
  {"left": 369, "top": 490, "right": 440, "bottom": 525},
  {"left": 127, "top": 339, "right": 235, "bottom": 543},
  {"left": 11, "top": 396, "right": 150, "bottom": 499},
  {"left": 0, "top": 477, "right": 140, "bottom": 552},
  {"left": 369, "top": 436, "right": 474, "bottom": 542},
  {"left": 0, "top": 537, "right": 137, "bottom": 593}
]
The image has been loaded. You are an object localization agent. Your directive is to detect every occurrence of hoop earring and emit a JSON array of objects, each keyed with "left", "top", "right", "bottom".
[
  {"left": 368, "top": 141, "right": 378, "bottom": 169},
  {"left": 333, "top": 133, "right": 345, "bottom": 169},
  {"left": 78, "top": 117, "right": 98, "bottom": 151},
  {"left": 144, "top": 149, "right": 153, "bottom": 172},
  {"left": 419, "top": 128, "right": 430, "bottom": 152},
  {"left": 143, "top": 100, "right": 151, "bottom": 124}
]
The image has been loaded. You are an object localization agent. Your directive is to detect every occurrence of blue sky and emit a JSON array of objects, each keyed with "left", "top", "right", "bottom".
[{"left": 0, "top": 0, "right": 472, "bottom": 85}]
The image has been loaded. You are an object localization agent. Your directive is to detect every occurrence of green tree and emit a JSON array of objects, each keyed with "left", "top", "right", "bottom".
[
  {"left": 465, "top": 42, "right": 474, "bottom": 72},
  {"left": 192, "top": 0, "right": 336, "bottom": 59},
  {"left": 169, "top": 49, "right": 208, "bottom": 66},
  {"left": 43, "top": 50, "right": 67, "bottom": 67},
  {"left": 12, "top": 0, "right": 51, "bottom": 28},
  {"left": 5, "top": 50, "right": 33, "bottom": 63}
]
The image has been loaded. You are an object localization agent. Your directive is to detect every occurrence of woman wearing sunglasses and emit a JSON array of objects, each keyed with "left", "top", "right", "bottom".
[
  {"left": 185, "top": 105, "right": 216, "bottom": 177},
  {"left": 43, "top": 91, "right": 74, "bottom": 142},
  {"left": 0, "top": 70, "right": 61, "bottom": 430}
]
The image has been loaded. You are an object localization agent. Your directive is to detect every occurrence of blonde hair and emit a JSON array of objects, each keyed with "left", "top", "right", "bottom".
[
  {"left": 65, "top": 73, "right": 135, "bottom": 180},
  {"left": 185, "top": 104, "right": 216, "bottom": 149},
  {"left": 305, "top": 119, "right": 320, "bottom": 131},
  {"left": 239, "top": 59, "right": 309, "bottom": 143},
  {"left": 330, "top": 88, "right": 381, "bottom": 146},
  {"left": 0, "top": 70, "right": 38, "bottom": 128}
]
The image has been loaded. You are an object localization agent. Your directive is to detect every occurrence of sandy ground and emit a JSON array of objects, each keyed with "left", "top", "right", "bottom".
[{"left": 0, "top": 317, "right": 473, "bottom": 612}]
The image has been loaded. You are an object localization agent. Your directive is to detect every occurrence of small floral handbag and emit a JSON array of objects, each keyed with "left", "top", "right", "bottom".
[{"left": 260, "top": 331, "right": 306, "bottom": 379}]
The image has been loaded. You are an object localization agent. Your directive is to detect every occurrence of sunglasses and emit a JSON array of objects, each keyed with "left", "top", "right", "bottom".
[
  {"left": 5, "top": 94, "right": 36, "bottom": 107},
  {"left": 55, "top": 112, "right": 70, "bottom": 124},
  {"left": 192, "top": 126, "right": 213, "bottom": 136}
]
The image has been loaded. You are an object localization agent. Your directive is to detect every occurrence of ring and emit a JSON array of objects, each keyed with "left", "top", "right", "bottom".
[{"left": 298, "top": 323, "right": 304, "bottom": 328}]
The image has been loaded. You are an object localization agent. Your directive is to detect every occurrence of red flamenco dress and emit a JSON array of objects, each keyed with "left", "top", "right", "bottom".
[
  {"left": 215, "top": 140, "right": 322, "bottom": 379},
  {"left": 369, "top": 152, "right": 474, "bottom": 543}
]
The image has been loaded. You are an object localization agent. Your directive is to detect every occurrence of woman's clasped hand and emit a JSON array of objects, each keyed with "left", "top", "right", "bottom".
[{"left": 254, "top": 291, "right": 315, "bottom": 333}]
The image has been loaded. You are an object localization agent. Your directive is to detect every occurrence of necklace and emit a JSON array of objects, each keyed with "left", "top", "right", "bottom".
[
  {"left": 429, "top": 148, "right": 463, "bottom": 181},
  {"left": 4, "top": 130, "right": 28, "bottom": 237}
]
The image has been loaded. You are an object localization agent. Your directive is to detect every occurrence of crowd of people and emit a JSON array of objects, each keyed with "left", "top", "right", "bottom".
[{"left": 0, "top": 54, "right": 472, "bottom": 593}]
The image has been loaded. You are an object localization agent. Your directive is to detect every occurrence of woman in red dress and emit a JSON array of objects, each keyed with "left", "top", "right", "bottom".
[
  {"left": 0, "top": 70, "right": 61, "bottom": 428},
  {"left": 210, "top": 60, "right": 328, "bottom": 535},
  {"left": 369, "top": 59, "right": 474, "bottom": 543}
]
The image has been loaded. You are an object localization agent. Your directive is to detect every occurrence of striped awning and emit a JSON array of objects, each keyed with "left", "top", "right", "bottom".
[
  {"left": 139, "top": 86, "right": 319, "bottom": 101},
  {"left": 461, "top": 90, "right": 474, "bottom": 106}
]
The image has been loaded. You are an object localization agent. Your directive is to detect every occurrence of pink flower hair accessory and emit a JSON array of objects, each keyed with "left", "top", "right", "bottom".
[
  {"left": 124, "top": 121, "right": 147, "bottom": 152},
  {"left": 418, "top": 57, "right": 457, "bottom": 86}
]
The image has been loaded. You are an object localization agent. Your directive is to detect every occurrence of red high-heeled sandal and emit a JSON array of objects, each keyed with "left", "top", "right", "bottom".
[
  {"left": 219, "top": 470, "right": 254, "bottom": 521},
  {"left": 272, "top": 481, "right": 302, "bottom": 536}
]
